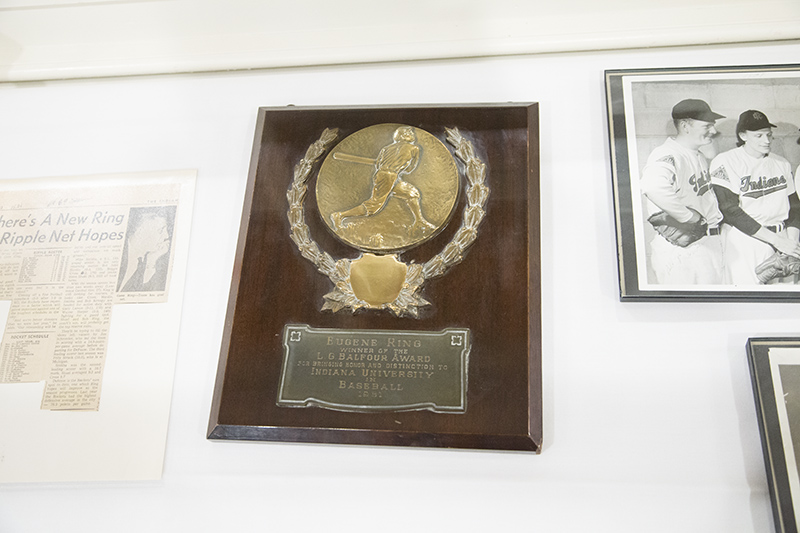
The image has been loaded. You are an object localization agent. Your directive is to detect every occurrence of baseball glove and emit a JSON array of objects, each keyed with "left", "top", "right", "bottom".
[
  {"left": 755, "top": 252, "right": 800, "bottom": 284},
  {"left": 647, "top": 209, "right": 707, "bottom": 247}
]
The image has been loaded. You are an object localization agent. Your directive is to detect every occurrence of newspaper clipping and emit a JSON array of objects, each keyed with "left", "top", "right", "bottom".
[{"left": 0, "top": 180, "right": 185, "bottom": 411}]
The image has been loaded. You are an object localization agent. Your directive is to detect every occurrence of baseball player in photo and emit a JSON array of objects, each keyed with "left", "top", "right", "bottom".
[
  {"left": 640, "top": 99, "right": 725, "bottom": 284},
  {"left": 710, "top": 110, "right": 800, "bottom": 284}
]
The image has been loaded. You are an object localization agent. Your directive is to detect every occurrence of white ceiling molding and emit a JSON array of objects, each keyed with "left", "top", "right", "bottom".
[{"left": 0, "top": 0, "right": 798, "bottom": 82}]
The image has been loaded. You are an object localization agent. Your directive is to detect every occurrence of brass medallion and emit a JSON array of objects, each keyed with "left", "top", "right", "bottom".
[
  {"left": 316, "top": 124, "right": 459, "bottom": 253},
  {"left": 286, "top": 125, "right": 489, "bottom": 318}
]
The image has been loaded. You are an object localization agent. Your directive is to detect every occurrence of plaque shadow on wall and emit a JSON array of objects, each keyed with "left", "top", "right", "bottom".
[{"left": 208, "top": 105, "right": 541, "bottom": 452}]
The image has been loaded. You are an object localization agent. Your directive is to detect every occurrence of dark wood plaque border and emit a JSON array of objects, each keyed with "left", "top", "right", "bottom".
[{"left": 208, "top": 104, "right": 541, "bottom": 452}]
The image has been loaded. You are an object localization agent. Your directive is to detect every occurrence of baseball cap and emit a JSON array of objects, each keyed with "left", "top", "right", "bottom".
[
  {"left": 671, "top": 99, "right": 725, "bottom": 122},
  {"left": 737, "top": 109, "right": 776, "bottom": 131}
]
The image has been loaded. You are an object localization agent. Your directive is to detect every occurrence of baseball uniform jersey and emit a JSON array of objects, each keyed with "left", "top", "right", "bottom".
[
  {"left": 710, "top": 147, "right": 796, "bottom": 284},
  {"left": 641, "top": 137, "right": 724, "bottom": 284}
]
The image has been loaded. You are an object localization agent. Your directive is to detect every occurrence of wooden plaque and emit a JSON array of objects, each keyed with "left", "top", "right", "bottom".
[{"left": 208, "top": 104, "right": 541, "bottom": 451}]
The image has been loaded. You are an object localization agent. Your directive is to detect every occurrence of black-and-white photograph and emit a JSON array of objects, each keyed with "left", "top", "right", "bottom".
[
  {"left": 748, "top": 338, "right": 800, "bottom": 533},
  {"left": 606, "top": 65, "right": 800, "bottom": 300},
  {"left": 116, "top": 205, "right": 177, "bottom": 293}
]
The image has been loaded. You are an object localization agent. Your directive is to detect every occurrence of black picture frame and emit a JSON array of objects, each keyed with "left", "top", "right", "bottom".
[
  {"left": 747, "top": 338, "right": 800, "bottom": 533},
  {"left": 605, "top": 65, "right": 800, "bottom": 300}
]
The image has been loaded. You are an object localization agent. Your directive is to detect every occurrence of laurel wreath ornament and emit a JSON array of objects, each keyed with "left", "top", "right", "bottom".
[{"left": 287, "top": 126, "right": 489, "bottom": 318}]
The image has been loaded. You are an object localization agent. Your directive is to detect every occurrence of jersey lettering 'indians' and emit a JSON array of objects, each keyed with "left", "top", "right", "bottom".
[{"left": 709, "top": 109, "right": 800, "bottom": 285}]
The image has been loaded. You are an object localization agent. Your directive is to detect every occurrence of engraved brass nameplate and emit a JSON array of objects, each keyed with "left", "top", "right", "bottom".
[{"left": 277, "top": 325, "right": 470, "bottom": 413}]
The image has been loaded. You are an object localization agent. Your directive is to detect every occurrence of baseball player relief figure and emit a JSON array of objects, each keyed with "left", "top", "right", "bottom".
[
  {"left": 330, "top": 126, "right": 437, "bottom": 240},
  {"left": 710, "top": 110, "right": 800, "bottom": 284},
  {"left": 317, "top": 124, "right": 459, "bottom": 253},
  {"left": 640, "top": 99, "right": 725, "bottom": 285}
]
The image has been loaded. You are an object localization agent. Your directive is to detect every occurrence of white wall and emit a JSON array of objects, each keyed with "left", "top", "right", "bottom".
[
  {"left": 0, "top": 0, "right": 798, "bottom": 81},
  {"left": 1, "top": 39, "right": 799, "bottom": 532}
]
